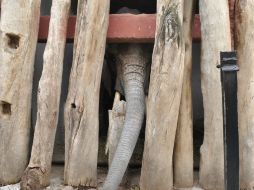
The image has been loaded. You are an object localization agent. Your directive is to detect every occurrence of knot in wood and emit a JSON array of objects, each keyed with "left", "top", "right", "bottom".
[{"left": 164, "top": 5, "right": 181, "bottom": 43}]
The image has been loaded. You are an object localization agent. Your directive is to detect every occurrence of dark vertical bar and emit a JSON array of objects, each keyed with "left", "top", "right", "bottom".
[
  {"left": 40, "top": 0, "right": 52, "bottom": 15},
  {"left": 218, "top": 51, "right": 239, "bottom": 190}
]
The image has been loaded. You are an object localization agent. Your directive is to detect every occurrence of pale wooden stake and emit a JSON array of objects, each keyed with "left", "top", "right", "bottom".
[
  {"left": 199, "top": 1, "right": 231, "bottom": 189},
  {"left": 105, "top": 92, "right": 129, "bottom": 186},
  {"left": 236, "top": 1, "right": 254, "bottom": 189},
  {"left": 20, "top": 0, "right": 71, "bottom": 189},
  {"left": 0, "top": 0, "right": 40, "bottom": 185},
  {"left": 0, "top": 0, "right": 1, "bottom": 21},
  {"left": 64, "top": 0, "right": 110, "bottom": 187},
  {"left": 140, "top": 1, "right": 185, "bottom": 189},
  {"left": 229, "top": 0, "right": 236, "bottom": 49},
  {"left": 106, "top": 92, "right": 126, "bottom": 165},
  {"left": 173, "top": 0, "right": 195, "bottom": 188}
]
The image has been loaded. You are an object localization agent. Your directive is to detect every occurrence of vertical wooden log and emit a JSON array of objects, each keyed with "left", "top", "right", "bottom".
[
  {"left": 199, "top": 1, "right": 231, "bottom": 189},
  {"left": 0, "top": 0, "right": 1, "bottom": 21},
  {"left": 64, "top": 0, "right": 110, "bottom": 187},
  {"left": 0, "top": 0, "right": 40, "bottom": 185},
  {"left": 236, "top": 1, "right": 254, "bottom": 189},
  {"left": 229, "top": 0, "right": 236, "bottom": 48},
  {"left": 106, "top": 92, "right": 126, "bottom": 165},
  {"left": 20, "top": 0, "right": 70, "bottom": 189},
  {"left": 105, "top": 92, "right": 129, "bottom": 186},
  {"left": 173, "top": 0, "right": 195, "bottom": 188},
  {"left": 140, "top": 1, "right": 185, "bottom": 189}
]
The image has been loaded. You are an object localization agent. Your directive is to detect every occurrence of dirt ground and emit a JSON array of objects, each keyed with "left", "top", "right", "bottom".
[{"left": 0, "top": 165, "right": 203, "bottom": 190}]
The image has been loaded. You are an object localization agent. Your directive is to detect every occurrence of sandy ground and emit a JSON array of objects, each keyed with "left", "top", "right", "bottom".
[{"left": 0, "top": 166, "right": 203, "bottom": 190}]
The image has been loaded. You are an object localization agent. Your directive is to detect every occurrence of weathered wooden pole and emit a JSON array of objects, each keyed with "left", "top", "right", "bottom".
[
  {"left": 64, "top": 0, "right": 110, "bottom": 187},
  {"left": 140, "top": 1, "right": 185, "bottom": 189},
  {"left": 0, "top": 0, "right": 1, "bottom": 21},
  {"left": 173, "top": 0, "right": 195, "bottom": 188},
  {"left": 236, "top": 1, "right": 254, "bottom": 188},
  {"left": 0, "top": 0, "right": 40, "bottom": 185},
  {"left": 199, "top": 1, "right": 231, "bottom": 189},
  {"left": 106, "top": 92, "right": 126, "bottom": 165},
  {"left": 229, "top": 0, "right": 236, "bottom": 48},
  {"left": 105, "top": 92, "right": 128, "bottom": 187},
  {"left": 20, "top": 0, "right": 70, "bottom": 189}
]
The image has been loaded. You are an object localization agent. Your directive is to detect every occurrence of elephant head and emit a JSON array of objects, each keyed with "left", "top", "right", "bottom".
[{"left": 102, "top": 43, "right": 151, "bottom": 190}]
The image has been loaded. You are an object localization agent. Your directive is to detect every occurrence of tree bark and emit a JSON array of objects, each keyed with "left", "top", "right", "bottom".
[
  {"left": 20, "top": 0, "right": 70, "bottom": 189},
  {"left": 236, "top": 1, "right": 254, "bottom": 189},
  {"left": 173, "top": 0, "right": 195, "bottom": 188},
  {"left": 140, "top": 1, "right": 185, "bottom": 189},
  {"left": 64, "top": 0, "right": 110, "bottom": 187},
  {"left": 0, "top": 0, "right": 40, "bottom": 185},
  {"left": 199, "top": 1, "right": 231, "bottom": 189}
]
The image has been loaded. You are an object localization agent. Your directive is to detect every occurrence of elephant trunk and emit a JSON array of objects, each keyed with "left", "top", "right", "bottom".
[{"left": 103, "top": 45, "right": 146, "bottom": 190}]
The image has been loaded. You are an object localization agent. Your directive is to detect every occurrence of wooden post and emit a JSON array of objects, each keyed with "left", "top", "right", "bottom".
[
  {"left": 140, "top": 1, "right": 185, "bottom": 189},
  {"left": 0, "top": 0, "right": 40, "bottom": 185},
  {"left": 64, "top": 0, "right": 110, "bottom": 187},
  {"left": 199, "top": 1, "right": 231, "bottom": 189},
  {"left": 106, "top": 92, "right": 126, "bottom": 165},
  {"left": 105, "top": 92, "right": 128, "bottom": 186},
  {"left": 236, "top": 1, "right": 254, "bottom": 189},
  {"left": 229, "top": 0, "right": 236, "bottom": 48},
  {"left": 173, "top": 0, "right": 195, "bottom": 188},
  {"left": 20, "top": 0, "right": 70, "bottom": 189}
]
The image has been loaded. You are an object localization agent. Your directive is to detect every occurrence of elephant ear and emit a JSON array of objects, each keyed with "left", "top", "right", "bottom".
[
  {"left": 114, "top": 57, "right": 125, "bottom": 96},
  {"left": 107, "top": 44, "right": 118, "bottom": 55},
  {"left": 106, "top": 44, "right": 124, "bottom": 96},
  {"left": 116, "top": 7, "right": 140, "bottom": 14},
  {"left": 142, "top": 44, "right": 153, "bottom": 95},
  {"left": 101, "top": 60, "right": 113, "bottom": 97},
  {"left": 144, "top": 61, "right": 151, "bottom": 95}
]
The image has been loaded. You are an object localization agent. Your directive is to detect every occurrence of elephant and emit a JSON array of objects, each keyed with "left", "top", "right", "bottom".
[{"left": 102, "top": 41, "right": 152, "bottom": 189}]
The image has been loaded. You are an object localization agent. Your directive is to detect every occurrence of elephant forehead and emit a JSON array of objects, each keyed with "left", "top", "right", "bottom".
[
  {"left": 117, "top": 44, "right": 144, "bottom": 53},
  {"left": 118, "top": 53, "right": 145, "bottom": 62},
  {"left": 117, "top": 47, "right": 149, "bottom": 62}
]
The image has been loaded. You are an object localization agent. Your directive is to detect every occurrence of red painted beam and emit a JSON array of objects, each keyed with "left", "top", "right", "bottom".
[
  {"left": 193, "top": 14, "right": 201, "bottom": 42},
  {"left": 39, "top": 14, "right": 201, "bottom": 43},
  {"left": 107, "top": 14, "right": 156, "bottom": 43}
]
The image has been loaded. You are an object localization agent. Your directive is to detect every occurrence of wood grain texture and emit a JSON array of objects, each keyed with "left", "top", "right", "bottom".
[
  {"left": 0, "top": 0, "right": 40, "bottom": 185},
  {"left": 236, "top": 1, "right": 254, "bottom": 189},
  {"left": 64, "top": 0, "right": 110, "bottom": 187},
  {"left": 173, "top": 0, "right": 195, "bottom": 188},
  {"left": 105, "top": 92, "right": 129, "bottom": 186},
  {"left": 229, "top": 0, "right": 236, "bottom": 48},
  {"left": 199, "top": 1, "right": 231, "bottom": 189},
  {"left": 20, "top": 0, "right": 71, "bottom": 189},
  {"left": 140, "top": 0, "right": 185, "bottom": 189}
]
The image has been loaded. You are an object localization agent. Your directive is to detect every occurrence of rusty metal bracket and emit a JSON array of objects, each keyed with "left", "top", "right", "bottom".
[{"left": 217, "top": 51, "right": 239, "bottom": 190}]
